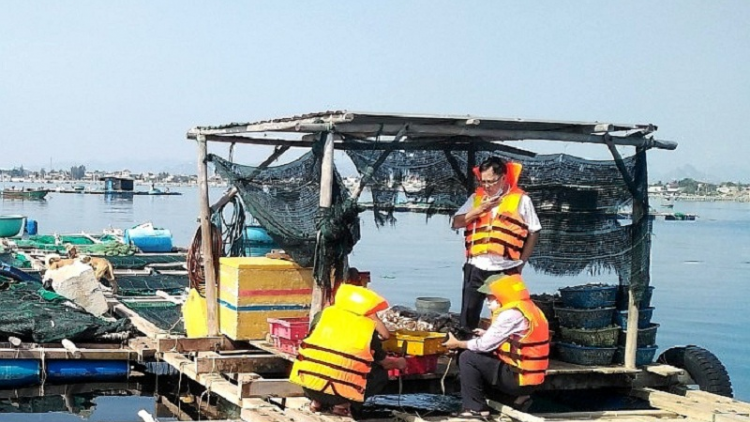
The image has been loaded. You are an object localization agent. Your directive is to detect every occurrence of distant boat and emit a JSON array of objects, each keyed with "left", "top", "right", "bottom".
[
  {"left": 662, "top": 195, "right": 675, "bottom": 208},
  {"left": 0, "top": 188, "right": 49, "bottom": 200}
]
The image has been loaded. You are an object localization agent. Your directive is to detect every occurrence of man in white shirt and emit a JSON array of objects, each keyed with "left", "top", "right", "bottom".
[{"left": 452, "top": 156, "right": 541, "bottom": 330}]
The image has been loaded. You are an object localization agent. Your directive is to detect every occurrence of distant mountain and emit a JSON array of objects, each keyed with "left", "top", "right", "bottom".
[{"left": 651, "top": 164, "right": 750, "bottom": 184}]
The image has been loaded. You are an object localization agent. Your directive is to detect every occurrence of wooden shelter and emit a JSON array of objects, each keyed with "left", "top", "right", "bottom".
[{"left": 187, "top": 110, "right": 676, "bottom": 369}]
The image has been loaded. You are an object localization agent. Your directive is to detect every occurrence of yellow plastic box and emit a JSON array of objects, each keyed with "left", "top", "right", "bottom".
[
  {"left": 218, "top": 257, "right": 313, "bottom": 341},
  {"left": 382, "top": 330, "right": 448, "bottom": 356}
]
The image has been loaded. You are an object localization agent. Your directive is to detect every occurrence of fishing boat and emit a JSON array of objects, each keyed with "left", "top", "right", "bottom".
[
  {"left": 0, "top": 215, "right": 26, "bottom": 237},
  {"left": 0, "top": 187, "right": 49, "bottom": 199}
]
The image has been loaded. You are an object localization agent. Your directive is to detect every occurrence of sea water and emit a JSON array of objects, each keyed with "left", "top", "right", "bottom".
[{"left": 1, "top": 186, "right": 749, "bottom": 420}]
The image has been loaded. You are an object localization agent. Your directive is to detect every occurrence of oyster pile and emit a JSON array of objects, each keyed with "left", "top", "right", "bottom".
[{"left": 378, "top": 305, "right": 461, "bottom": 333}]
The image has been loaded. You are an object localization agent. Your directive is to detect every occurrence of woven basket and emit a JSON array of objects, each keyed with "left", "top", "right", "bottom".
[
  {"left": 616, "top": 286, "right": 655, "bottom": 310},
  {"left": 613, "top": 345, "right": 658, "bottom": 366},
  {"left": 614, "top": 307, "right": 654, "bottom": 329},
  {"left": 555, "top": 306, "right": 615, "bottom": 329},
  {"left": 618, "top": 323, "right": 659, "bottom": 347},
  {"left": 560, "top": 284, "right": 617, "bottom": 309},
  {"left": 559, "top": 325, "right": 619, "bottom": 347},
  {"left": 556, "top": 342, "right": 616, "bottom": 366}
]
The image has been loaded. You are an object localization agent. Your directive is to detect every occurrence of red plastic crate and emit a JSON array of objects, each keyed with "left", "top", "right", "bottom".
[
  {"left": 267, "top": 317, "right": 309, "bottom": 340},
  {"left": 271, "top": 335, "right": 303, "bottom": 355},
  {"left": 387, "top": 354, "right": 438, "bottom": 377}
]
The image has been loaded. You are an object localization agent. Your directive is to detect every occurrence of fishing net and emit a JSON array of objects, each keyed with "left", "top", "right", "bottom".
[
  {"left": 0, "top": 281, "right": 133, "bottom": 343},
  {"left": 211, "top": 142, "right": 651, "bottom": 296},
  {"left": 122, "top": 300, "right": 185, "bottom": 334},
  {"left": 210, "top": 143, "right": 359, "bottom": 286},
  {"left": 105, "top": 254, "right": 186, "bottom": 270},
  {"left": 115, "top": 274, "right": 189, "bottom": 296}
]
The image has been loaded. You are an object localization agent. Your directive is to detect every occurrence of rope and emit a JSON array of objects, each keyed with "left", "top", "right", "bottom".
[{"left": 187, "top": 224, "right": 222, "bottom": 297}]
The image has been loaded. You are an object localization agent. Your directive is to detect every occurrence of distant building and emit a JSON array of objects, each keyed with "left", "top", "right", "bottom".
[{"left": 99, "top": 176, "right": 134, "bottom": 192}]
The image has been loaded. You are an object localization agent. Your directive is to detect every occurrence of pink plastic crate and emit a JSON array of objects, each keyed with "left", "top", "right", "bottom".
[
  {"left": 271, "top": 335, "right": 303, "bottom": 355},
  {"left": 267, "top": 317, "right": 309, "bottom": 340},
  {"left": 387, "top": 354, "right": 438, "bottom": 377}
]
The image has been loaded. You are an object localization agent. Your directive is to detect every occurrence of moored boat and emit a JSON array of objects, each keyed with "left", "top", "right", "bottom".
[{"left": 0, "top": 188, "right": 49, "bottom": 200}]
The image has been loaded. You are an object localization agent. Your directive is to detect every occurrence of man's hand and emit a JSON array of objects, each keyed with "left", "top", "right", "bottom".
[
  {"left": 472, "top": 328, "right": 486, "bottom": 337},
  {"left": 380, "top": 356, "right": 407, "bottom": 370},
  {"left": 442, "top": 332, "right": 466, "bottom": 350}
]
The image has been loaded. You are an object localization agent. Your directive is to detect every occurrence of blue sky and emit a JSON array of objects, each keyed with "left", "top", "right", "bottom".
[{"left": 2, "top": 2, "right": 749, "bottom": 180}]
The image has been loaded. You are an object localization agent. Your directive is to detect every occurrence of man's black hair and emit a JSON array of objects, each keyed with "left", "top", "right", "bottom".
[{"left": 478, "top": 156, "right": 507, "bottom": 175}]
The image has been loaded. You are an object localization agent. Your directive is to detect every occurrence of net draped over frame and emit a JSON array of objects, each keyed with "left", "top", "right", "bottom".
[{"left": 211, "top": 145, "right": 651, "bottom": 298}]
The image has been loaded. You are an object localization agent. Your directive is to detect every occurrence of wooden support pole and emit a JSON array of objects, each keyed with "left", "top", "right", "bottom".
[
  {"left": 310, "top": 132, "right": 335, "bottom": 322},
  {"left": 197, "top": 135, "right": 219, "bottom": 337},
  {"left": 625, "top": 146, "right": 650, "bottom": 369}
]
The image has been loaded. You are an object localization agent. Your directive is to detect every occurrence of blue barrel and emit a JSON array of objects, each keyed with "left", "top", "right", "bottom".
[
  {"left": 124, "top": 225, "right": 174, "bottom": 252},
  {"left": 46, "top": 360, "right": 129, "bottom": 382},
  {"left": 244, "top": 226, "right": 278, "bottom": 257},
  {"left": 0, "top": 359, "right": 41, "bottom": 388},
  {"left": 25, "top": 219, "right": 38, "bottom": 235}
]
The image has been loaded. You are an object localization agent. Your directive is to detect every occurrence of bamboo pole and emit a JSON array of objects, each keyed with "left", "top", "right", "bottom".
[
  {"left": 309, "top": 132, "right": 335, "bottom": 321},
  {"left": 197, "top": 135, "right": 219, "bottom": 337}
]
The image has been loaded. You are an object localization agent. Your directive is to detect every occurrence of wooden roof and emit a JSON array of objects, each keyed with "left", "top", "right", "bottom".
[{"left": 187, "top": 110, "right": 677, "bottom": 151}]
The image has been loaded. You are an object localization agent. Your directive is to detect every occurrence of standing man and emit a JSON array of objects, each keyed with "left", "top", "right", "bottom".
[{"left": 452, "top": 156, "right": 541, "bottom": 330}]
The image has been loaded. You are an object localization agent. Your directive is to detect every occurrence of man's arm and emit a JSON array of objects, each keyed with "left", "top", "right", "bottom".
[
  {"left": 452, "top": 196, "right": 499, "bottom": 229},
  {"left": 519, "top": 231, "right": 539, "bottom": 267}
]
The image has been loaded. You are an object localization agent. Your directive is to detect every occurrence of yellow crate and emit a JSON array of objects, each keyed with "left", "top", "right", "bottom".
[
  {"left": 218, "top": 257, "right": 313, "bottom": 341},
  {"left": 382, "top": 330, "right": 448, "bottom": 356}
]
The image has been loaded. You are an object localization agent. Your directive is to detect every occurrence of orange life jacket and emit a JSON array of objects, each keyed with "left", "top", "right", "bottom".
[
  {"left": 465, "top": 162, "right": 528, "bottom": 260},
  {"left": 494, "top": 299, "right": 550, "bottom": 386},
  {"left": 289, "top": 285, "right": 388, "bottom": 402},
  {"left": 464, "top": 186, "right": 529, "bottom": 260}
]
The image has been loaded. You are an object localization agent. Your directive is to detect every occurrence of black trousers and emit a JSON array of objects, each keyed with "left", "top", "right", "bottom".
[
  {"left": 302, "top": 364, "right": 389, "bottom": 410},
  {"left": 458, "top": 350, "right": 537, "bottom": 412},
  {"left": 460, "top": 263, "right": 519, "bottom": 329}
]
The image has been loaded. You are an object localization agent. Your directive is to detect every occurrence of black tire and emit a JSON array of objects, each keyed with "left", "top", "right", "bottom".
[{"left": 657, "top": 345, "right": 733, "bottom": 398}]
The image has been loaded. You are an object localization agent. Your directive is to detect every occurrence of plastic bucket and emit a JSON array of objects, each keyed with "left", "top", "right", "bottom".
[
  {"left": 556, "top": 342, "right": 616, "bottom": 366},
  {"left": 619, "top": 323, "right": 659, "bottom": 347},
  {"left": 415, "top": 297, "right": 451, "bottom": 314},
  {"left": 25, "top": 219, "right": 38, "bottom": 235},
  {"left": 614, "top": 307, "right": 654, "bottom": 329}
]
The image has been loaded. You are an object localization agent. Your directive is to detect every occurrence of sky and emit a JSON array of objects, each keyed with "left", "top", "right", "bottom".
[{"left": 2, "top": 2, "right": 749, "bottom": 181}]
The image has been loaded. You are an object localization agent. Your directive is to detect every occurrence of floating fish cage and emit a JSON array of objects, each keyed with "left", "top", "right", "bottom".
[{"left": 560, "top": 284, "right": 618, "bottom": 309}]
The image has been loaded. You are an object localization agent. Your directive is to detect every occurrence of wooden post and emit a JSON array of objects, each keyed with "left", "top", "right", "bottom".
[
  {"left": 309, "top": 132, "right": 335, "bottom": 321},
  {"left": 197, "top": 135, "right": 219, "bottom": 337},
  {"left": 624, "top": 146, "right": 649, "bottom": 368}
]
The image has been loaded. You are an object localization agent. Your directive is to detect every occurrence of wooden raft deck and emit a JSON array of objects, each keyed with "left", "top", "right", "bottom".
[{"left": 107, "top": 296, "right": 750, "bottom": 422}]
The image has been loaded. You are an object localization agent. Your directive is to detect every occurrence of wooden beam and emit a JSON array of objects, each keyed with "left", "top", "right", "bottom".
[
  {"left": 536, "top": 409, "right": 677, "bottom": 419},
  {"left": 195, "top": 352, "right": 290, "bottom": 374},
  {"left": 630, "top": 388, "right": 750, "bottom": 422},
  {"left": 310, "top": 132, "right": 335, "bottom": 322},
  {"left": 239, "top": 377, "right": 304, "bottom": 398},
  {"left": 487, "top": 399, "right": 546, "bottom": 422},
  {"left": 112, "top": 303, "right": 168, "bottom": 338},
  {"left": 197, "top": 135, "right": 219, "bottom": 337},
  {"left": 0, "top": 347, "right": 137, "bottom": 360},
  {"left": 160, "top": 352, "right": 242, "bottom": 406},
  {"left": 155, "top": 336, "right": 226, "bottom": 353},
  {"left": 292, "top": 123, "right": 678, "bottom": 150}
]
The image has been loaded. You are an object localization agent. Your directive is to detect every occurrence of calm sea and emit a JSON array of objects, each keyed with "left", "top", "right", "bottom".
[{"left": 1, "top": 184, "right": 749, "bottom": 420}]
